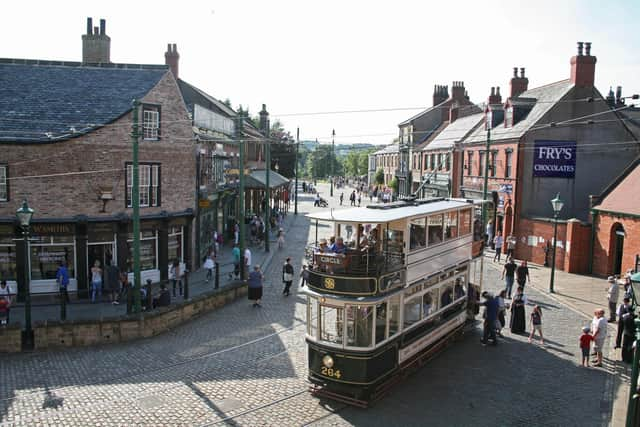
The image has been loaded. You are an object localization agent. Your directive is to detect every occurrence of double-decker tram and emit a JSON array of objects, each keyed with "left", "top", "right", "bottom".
[{"left": 304, "top": 197, "right": 485, "bottom": 406}]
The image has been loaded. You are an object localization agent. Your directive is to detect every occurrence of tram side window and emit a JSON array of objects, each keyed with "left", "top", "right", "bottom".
[
  {"left": 459, "top": 208, "right": 472, "bottom": 236},
  {"left": 409, "top": 218, "right": 426, "bottom": 250},
  {"left": 422, "top": 289, "right": 438, "bottom": 317},
  {"left": 440, "top": 285, "right": 454, "bottom": 308},
  {"left": 403, "top": 295, "right": 422, "bottom": 328},
  {"left": 388, "top": 295, "right": 401, "bottom": 337},
  {"left": 427, "top": 214, "right": 444, "bottom": 246},
  {"left": 445, "top": 211, "right": 458, "bottom": 240},
  {"left": 347, "top": 305, "right": 373, "bottom": 348},
  {"left": 375, "top": 302, "right": 387, "bottom": 344},
  {"left": 320, "top": 305, "right": 344, "bottom": 345},
  {"left": 308, "top": 297, "right": 318, "bottom": 338},
  {"left": 454, "top": 277, "right": 466, "bottom": 300}
]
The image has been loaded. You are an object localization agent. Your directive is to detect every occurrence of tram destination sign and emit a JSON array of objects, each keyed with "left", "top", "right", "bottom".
[{"left": 533, "top": 140, "right": 576, "bottom": 178}]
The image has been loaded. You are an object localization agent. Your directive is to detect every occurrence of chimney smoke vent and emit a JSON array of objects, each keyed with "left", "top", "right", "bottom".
[
  {"left": 520, "top": 67, "right": 525, "bottom": 78},
  {"left": 100, "top": 19, "right": 106, "bottom": 35},
  {"left": 513, "top": 67, "right": 518, "bottom": 78},
  {"left": 585, "top": 42, "right": 591, "bottom": 56},
  {"left": 577, "top": 42, "right": 584, "bottom": 56},
  {"left": 86, "top": 17, "right": 92, "bottom": 35}
]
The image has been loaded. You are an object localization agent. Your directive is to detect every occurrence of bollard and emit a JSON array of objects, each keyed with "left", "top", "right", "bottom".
[
  {"left": 183, "top": 270, "right": 189, "bottom": 300},
  {"left": 215, "top": 262, "right": 220, "bottom": 289},
  {"left": 60, "top": 288, "right": 66, "bottom": 321}
]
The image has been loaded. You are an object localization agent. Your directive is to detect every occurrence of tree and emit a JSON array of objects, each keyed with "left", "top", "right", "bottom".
[
  {"left": 389, "top": 177, "right": 398, "bottom": 194},
  {"left": 375, "top": 168, "right": 385, "bottom": 185}
]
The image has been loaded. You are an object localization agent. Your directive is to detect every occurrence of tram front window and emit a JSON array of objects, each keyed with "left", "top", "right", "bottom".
[
  {"left": 320, "top": 305, "right": 344, "bottom": 345},
  {"left": 346, "top": 305, "right": 373, "bottom": 348}
]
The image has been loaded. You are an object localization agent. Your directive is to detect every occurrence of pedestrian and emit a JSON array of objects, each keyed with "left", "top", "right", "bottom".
[
  {"left": 496, "top": 290, "right": 507, "bottom": 337},
  {"left": 0, "top": 280, "right": 12, "bottom": 324},
  {"left": 510, "top": 286, "right": 528, "bottom": 334},
  {"left": 516, "top": 260, "right": 530, "bottom": 289},
  {"left": 501, "top": 257, "right": 517, "bottom": 298},
  {"left": 528, "top": 305, "right": 544, "bottom": 344},
  {"left": 591, "top": 308, "right": 607, "bottom": 367},
  {"left": 314, "top": 193, "right": 320, "bottom": 207},
  {"left": 104, "top": 259, "right": 120, "bottom": 305},
  {"left": 300, "top": 264, "right": 309, "bottom": 287},
  {"left": 231, "top": 243, "right": 241, "bottom": 280},
  {"left": 615, "top": 297, "right": 633, "bottom": 350},
  {"left": 204, "top": 251, "right": 215, "bottom": 283},
  {"left": 213, "top": 230, "right": 220, "bottom": 256},
  {"left": 350, "top": 191, "right": 356, "bottom": 206},
  {"left": 248, "top": 265, "right": 263, "bottom": 307},
  {"left": 493, "top": 231, "right": 503, "bottom": 262},
  {"left": 55, "top": 261, "right": 70, "bottom": 304},
  {"left": 506, "top": 234, "right": 517, "bottom": 258},
  {"left": 619, "top": 306, "right": 637, "bottom": 363},
  {"left": 480, "top": 291, "right": 499, "bottom": 346},
  {"left": 277, "top": 228, "right": 285, "bottom": 249},
  {"left": 486, "top": 220, "right": 494, "bottom": 247},
  {"left": 606, "top": 276, "right": 619, "bottom": 322},
  {"left": 152, "top": 283, "right": 171, "bottom": 309},
  {"left": 339, "top": 193, "right": 344, "bottom": 206},
  {"left": 357, "top": 193, "right": 361, "bottom": 207},
  {"left": 234, "top": 222, "right": 239, "bottom": 245},
  {"left": 119, "top": 270, "right": 130, "bottom": 302},
  {"left": 170, "top": 258, "right": 182, "bottom": 297},
  {"left": 90, "top": 260, "right": 103, "bottom": 303},
  {"left": 282, "top": 257, "right": 294, "bottom": 296},
  {"left": 244, "top": 247, "right": 252, "bottom": 279},
  {"left": 579, "top": 326, "right": 594, "bottom": 367}
]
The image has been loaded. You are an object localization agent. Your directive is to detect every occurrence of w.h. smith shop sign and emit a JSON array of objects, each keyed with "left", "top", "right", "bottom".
[{"left": 533, "top": 140, "right": 577, "bottom": 178}]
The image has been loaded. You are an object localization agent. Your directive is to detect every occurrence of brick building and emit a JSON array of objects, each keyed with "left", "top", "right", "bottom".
[{"left": 0, "top": 18, "right": 196, "bottom": 297}]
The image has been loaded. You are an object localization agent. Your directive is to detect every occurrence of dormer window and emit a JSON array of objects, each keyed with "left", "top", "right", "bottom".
[{"left": 505, "top": 106, "right": 514, "bottom": 128}]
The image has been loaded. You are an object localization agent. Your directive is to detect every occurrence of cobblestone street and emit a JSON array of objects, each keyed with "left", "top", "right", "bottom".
[{"left": 0, "top": 184, "right": 617, "bottom": 426}]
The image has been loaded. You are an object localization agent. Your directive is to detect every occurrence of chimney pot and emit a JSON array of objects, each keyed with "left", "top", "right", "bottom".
[
  {"left": 577, "top": 42, "right": 584, "bottom": 56},
  {"left": 496, "top": 86, "right": 501, "bottom": 96},
  {"left": 172, "top": 43, "right": 177, "bottom": 52},
  {"left": 86, "top": 17, "right": 92, "bottom": 35},
  {"left": 520, "top": 67, "right": 525, "bottom": 78},
  {"left": 513, "top": 67, "right": 518, "bottom": 78},
  {"left": 491, "top": 87, "right": 495, "bottom": 96},
  {"left": 93, "top": 26, "right": 99, "bottom": 35},
  {"left": 100, "top": 19, "right": 106, "bottom": 35},
  {"left": 585, "top": 42, "right": 591, "bottom": 56}
]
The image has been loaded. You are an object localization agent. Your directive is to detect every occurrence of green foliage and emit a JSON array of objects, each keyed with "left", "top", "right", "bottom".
[
  {"left": 305, "top": 145, "right": 342, "bottom": 178},
  {"left": 339, "top": 147, "right": 376, "bottom": 177},
  {"left": 389, "top": 177, "right": 398, "bottom": 194},
  {"left": 374, "top": 168, "right": 385, "bottom": 185}
]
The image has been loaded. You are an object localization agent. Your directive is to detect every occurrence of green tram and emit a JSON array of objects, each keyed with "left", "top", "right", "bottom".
[{"left": 304, "top": 197, "right": 485, "bottom": 406}]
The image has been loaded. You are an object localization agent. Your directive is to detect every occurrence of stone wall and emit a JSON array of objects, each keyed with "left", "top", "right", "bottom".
[{"left": 0, "top": 281, "right": 247, "bottom": 352}]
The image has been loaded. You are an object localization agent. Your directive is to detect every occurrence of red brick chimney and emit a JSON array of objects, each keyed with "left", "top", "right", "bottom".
[
  {"left": 165, "top": 43, "right": 180, "bottom": 79},
  {"left": 451, "top": 81, "right": 466, "bottom": 101},
  {"left": 488, "top": 86, "right": 502, "bottom": 105},
  {"left": 570, "top": 41, "right": 596, "bottom": 87},
  {"left": 510, "top": 67, "right": 529, "bottom": 98}
]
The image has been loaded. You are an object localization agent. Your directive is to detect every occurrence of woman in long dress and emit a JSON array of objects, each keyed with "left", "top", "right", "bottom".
[
  {"left": 248, "top": 265, "right": 263, "bottom": 308},
  {"left": 510, "top": 286, "right": 528, "bottom": 334}
]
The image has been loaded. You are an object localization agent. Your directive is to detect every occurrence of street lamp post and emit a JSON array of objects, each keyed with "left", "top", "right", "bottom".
[
  {"left": 549, "top": 193, "right": 564, "bottom": 294},
  {"left": 294, "top": 127, "right": 299, "bottom": 215},
  {"left": 16, "top": 199, "right": 34, "bottom": 349},
  {"left": 330, "top": 129, "right": 335, "bottom": 197}
]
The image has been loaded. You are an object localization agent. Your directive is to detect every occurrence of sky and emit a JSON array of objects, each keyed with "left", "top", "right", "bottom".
[{"left": 1, "top": 0, "right": 639, "bottom": 146}]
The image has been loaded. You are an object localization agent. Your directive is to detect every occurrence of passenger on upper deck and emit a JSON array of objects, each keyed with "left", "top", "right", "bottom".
[
  {"left": 318, "top": 239, "right": 330, "bottom": 253},
  {"left": 330, "top": 237, "right": 347, "bottom": 254}
]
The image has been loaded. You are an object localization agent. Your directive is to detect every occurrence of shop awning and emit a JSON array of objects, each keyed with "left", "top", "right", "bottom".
[{"left": 245, "top": 170, "right": 290, "bottom": 189}]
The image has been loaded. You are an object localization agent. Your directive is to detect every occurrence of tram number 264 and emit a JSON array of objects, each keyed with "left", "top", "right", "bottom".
[{"left": 320, "top": 367, "right": 342, "bottom": 379}]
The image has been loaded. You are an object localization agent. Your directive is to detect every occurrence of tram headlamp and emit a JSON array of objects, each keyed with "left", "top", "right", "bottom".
[{"left": 322, "top": 355, "right": 334, "bottom": 368}]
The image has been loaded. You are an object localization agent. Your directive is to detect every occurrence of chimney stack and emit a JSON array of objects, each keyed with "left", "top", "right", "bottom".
[
  {"left": 509, "top": 66, "right": 529, "bottom": 98},
  {"left": 451, "top": 81, "right": 466, "bottom": 100},
  {"left": 433, "top": 84, "right": 449, "bottom": 106},
  {"left": 570, "top": 41, "right": 597, "bottom": 87},
  {"left": 488, "top": 86, "right": 502, "bottom": 105},
  {"left": 259, "top": 104, "right": 270, "bottom": 134},
  {"left": 165, "top": 43, "right": 180, "bottom": 79},
  {"left": 82, "top": 17, "right": 111, "bottom": 63},
  {"left": 449, "top": 103, "right": 459, "bottom": 123}
]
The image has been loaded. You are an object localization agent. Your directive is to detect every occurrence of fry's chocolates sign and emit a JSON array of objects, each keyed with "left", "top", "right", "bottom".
[{"left": 533, "top": 140, "right": 576, "bottom": 178}]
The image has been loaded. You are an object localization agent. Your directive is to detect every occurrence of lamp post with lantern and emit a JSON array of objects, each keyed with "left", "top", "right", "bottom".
[
  {"left": 549, "top": 193, "right": 564, "bottom": 294},
  {"left": 16, "top": 199, "right": 34, "bottom": 349}
]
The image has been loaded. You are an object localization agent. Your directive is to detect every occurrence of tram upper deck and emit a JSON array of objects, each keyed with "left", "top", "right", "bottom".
[{"left": 306, "top": 198, "right": 484, "bottom": 297}]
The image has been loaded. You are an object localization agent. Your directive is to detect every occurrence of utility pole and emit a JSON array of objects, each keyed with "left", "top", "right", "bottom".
[
  {"left": 330, "top": 129, "right": 335, "bottom": 197},
  {"left": 264, "top": 117, "right": 270, "bottom": 252},
  {"left": 481, "top": 127, "right": 491, "bottom": 235},
  {"left": 295, "top": 127, "right": 299, "bottom": 215},
  {"left": 131, "top": 99, "right": 142, "bottom": 314},
  {"left": 237, "top": 113, "right": 246, "bottom": 280}
]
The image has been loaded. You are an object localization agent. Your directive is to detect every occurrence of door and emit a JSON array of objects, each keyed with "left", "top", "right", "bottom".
[
  {"left": 613, "top": 229, "right": 624, "bottom": 275},
  {"left": 87, "top": 242, "right": 115, "bottom": 278}
]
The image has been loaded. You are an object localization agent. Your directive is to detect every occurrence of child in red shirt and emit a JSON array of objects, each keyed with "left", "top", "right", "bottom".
[{"left": 579, "top": 326, "right": 594, "bottom": 367}]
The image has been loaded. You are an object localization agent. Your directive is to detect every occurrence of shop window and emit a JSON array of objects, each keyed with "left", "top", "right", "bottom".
[
  {"left": 427, "top": 214, "right": 443, "bottom": 245},
  {"left": 168, "top": 226, "right": 183, "bottom": 263},
  {"left": 0, "top": 244, "right": 17, "bottom": 281},
  {"left": 142, "top": 105, "right": 160, "bottom": 140},
  {"left": 126, "top": 163, "right": 161, "bottom": 208},
  {"left": 445, "top": 211, "right": 458, "bottom": 240},
  {"left": 30, "top": 237, "right": 75, "bottom": 280},
  {"left": 347, "top": 305, "right": 373, "bottom": 348},
  {"left": 459, "top": 208, "right": 472, "bottom": 236},
  {"left": 126, "top": 231, "right": 158, "bottom": 271},
  {"left": 409, "top": 217, "right": 426, "bottom": 250},
  {"left": 0, "top": 165, "right": 7, "bottom": 201}
]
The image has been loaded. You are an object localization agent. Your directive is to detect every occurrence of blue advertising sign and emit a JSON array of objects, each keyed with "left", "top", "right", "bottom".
[
  {"left": 533, "top": 140, "right": 577, "bottom": 178},
  {"left": 498, "top": 184, "right": 513, "bottom": 194}
]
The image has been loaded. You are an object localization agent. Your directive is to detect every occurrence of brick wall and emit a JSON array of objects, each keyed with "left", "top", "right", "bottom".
[
  {"left": 0, "top": 71, "right": 195, "bottom": 219},
  {"left": 515, "top": 218, "right": 567, "bottom": 268},
  {"left": 593, "top": 213, "right": 640, "bottom": 277}
]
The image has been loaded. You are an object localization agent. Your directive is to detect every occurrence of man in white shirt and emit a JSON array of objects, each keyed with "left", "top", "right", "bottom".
[
  {"left": 591, "top": 308, "right": 607, "bottom": 367},
  {"left": 244, "top": 248, "right": 252, "bottom": 279}
]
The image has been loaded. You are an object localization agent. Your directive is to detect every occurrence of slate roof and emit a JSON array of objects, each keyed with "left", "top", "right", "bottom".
[
  {"left": 423, "top": 113, "right": 484, "bottom": 150},
  {"left": 373, "top": 143, "right": 399, "bottom": 155},
  {"left": 0, "top": 59, "right": 169, "bottom": 143},
  {"left": 465, "top": 79, "right": 575, "bottom": 144},
  {"left": 245, "top": 169, "right": 290, "bottom": 189},
  {"left": 398, "top": 100, "right": 447, "bottom": 126},
  {"left": 177, "top": 79, "right": 236, "bottom": 118},
  {"left": 593, "top": 156, "right": 640, "bottom": 216}
]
